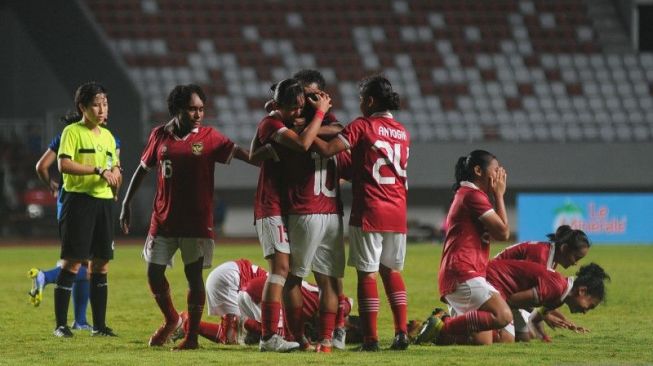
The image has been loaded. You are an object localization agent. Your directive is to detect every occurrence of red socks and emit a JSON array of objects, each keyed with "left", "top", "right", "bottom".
[
  {"left": 261, "top": 301, "right": 281, "bottom": 339},
  {"left": 358, "top": 276, "right": 379, "bottom": 343},
  {"left": 443, "top": 310, "right": 495, "bottom": 335},
  {"left": 197, "top": 321, "right": 224, "bottom": 343},
  {"left": 319, "top": 311, "right": 337, "bottom": 341},
  {"left": 149, "top": 277, "right": 178, "bottom": 324},
  {"left": 380, "top": 270, "right": 408, "bottom": 334},
  {"left": 335, "top": 294, "right": 350, "bottom": 328},
  {"left": 186, "top": 289, "right": 206, "bottom": 342}
]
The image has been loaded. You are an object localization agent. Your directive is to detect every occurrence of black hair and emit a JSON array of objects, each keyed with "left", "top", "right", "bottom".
[
  {"left": 272, "top": 78, "right": 304, "bottom": 109},
  {"left": 292, "top": 69, "right": 326, "bottom": 90},
  {"left": 547, "top": 225, "right": 591, "bottom": 252},
  {"left": 359, "top": 75, "right": 400, "bottom": 111},
  {"left": 573, "top": 263, "right": 610, "bottom": 302},
  {"left": 452, "top": 150, "right": 496, "bottom": 191},
  {"left": 61, "top": 82, "right": 108, "bottom": 124},
  {"left": 167, "top": 84, "right": 206, "bottom": 117}
]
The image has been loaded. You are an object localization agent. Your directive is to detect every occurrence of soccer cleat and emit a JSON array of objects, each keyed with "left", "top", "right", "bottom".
[
  {"left": 28, "top": 268, "right": 45, "bottom": 307},
  {"left": 414, "top": 313, "right": 444, "bottom": 345},
  {"left": 91, "top": 326, "right": 118, "bottom": 337},
  {"left": 332, "top": 327, "right": 346, "bottom": 350},
  {"left": 355, "top": 341, "right": 380, "bottom": 352},
  {"left": 71, "top": 322, "right": 93, "bottom": 331},
  {"left": 297, "top": 335, "right": 313, "bottom": 351},
  {"left": 406, "top": 320, "right": 423, "bottom": 342},
  {"left": 259, "top": 334, "right": 300, "bottom": 353},
  {"left": 172, "top": 337, "right": 199, "bottom": 351},
  {"left": 170, "top": 311, "right": 189, "bottom": 342},
  {"left": 390, "top": 332, "right": 409, "bottom": 350},
  {"left": 53, "top": 325, "right": 74, "bottom": 338},
  {"left": 149, "top": 316, "right": 183, "bottom": 346},
  {"left": 315, "top": 340, "right": 332, "bottom": 353}
]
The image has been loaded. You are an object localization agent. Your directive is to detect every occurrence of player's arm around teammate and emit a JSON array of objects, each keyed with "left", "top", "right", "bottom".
[
  {"left": 312, "top": 76, "right": 412, "bottom": 351},
  {"left": 120, "top": 84, "right": 253, "bottom": 350},
  {"left": 54, "top": 82, "right": 120, "bottom": 338},
  {"left": 252, "top": 78, "right": 331, "bottom": 352}
]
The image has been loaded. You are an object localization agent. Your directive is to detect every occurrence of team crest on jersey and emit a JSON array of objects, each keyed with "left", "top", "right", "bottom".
[
  {"left": 192, "top": 142, "right": 204, "bottom": 155},
  {"left": 160, "top": 145, "right": 168, "bottom": 157}
]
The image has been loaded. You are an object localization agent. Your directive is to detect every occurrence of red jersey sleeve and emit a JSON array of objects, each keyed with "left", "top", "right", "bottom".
[
  {"left": 338, "top": 118, "right": 367, "bottom": 149},
  {"left": 336, "top": 150, "right": 353, "bottom": 181},
  {"left": 210, "top": 129, "right": 236, "bottom": 164},
  {"left": 140, "top": 127, "right": 162, "bottom": 169},
  {"left": 258, "top": 117, "right": 287, "bottom": 144},
  {"left": 465, "top": 189, "right": 494, "bottom": 219},
  {"left": 537, "top": 271, "right": 570, "bottom": 308}
]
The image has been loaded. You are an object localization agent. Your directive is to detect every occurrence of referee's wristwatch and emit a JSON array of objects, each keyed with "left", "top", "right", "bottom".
[{"left": 94, "top": 167, "right": 107, "bottom": 176}]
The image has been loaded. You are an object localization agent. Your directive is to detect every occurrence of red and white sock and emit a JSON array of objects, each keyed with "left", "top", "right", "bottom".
[
  {"left": 381, "top": 270, "right": 408, "bottom": 334},
  {"left": 442, "top": 310, "right": 494, "bottom": 335},
  {"left": 358, "top": 276, "right": 379, "bottom": 343},
  {"left": 197, "top": 321, "right": 225, "bottom": 343}
]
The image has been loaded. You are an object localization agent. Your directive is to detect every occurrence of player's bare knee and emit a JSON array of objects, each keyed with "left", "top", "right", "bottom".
[{"left": 495, "top": 308, "right": 513, "bottom": 328}]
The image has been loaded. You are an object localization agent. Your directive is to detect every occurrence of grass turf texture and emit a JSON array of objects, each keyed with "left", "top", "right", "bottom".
[{"left": 1, "top": 242, "right": 652, "bottom": 365}]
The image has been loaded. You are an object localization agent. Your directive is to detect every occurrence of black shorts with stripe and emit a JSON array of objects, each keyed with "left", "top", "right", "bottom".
[{"left": 59, "top": 191, "right": 114, "bottom": 260}]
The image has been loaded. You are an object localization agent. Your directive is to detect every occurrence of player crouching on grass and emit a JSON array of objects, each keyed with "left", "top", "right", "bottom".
[{"left": 415, "top": 261, "right": 610, "bottom": 345}]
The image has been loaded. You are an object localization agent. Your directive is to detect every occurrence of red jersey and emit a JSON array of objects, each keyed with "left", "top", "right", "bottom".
[
  {"left": 338, "top": 112, "right": 409, "bottom": 233},
  {"left": 234, "top": 259, "right": 267, "bottom": 290},
  {"left": 243, "top": 276, "right": 320, "bottom": 321},
  {"left": 254, "top": 115, "right": 288, "bottom": 219},
  {"left": 140, "top": 124, "right": 235, "bottom": 238},
  {"left": 487, "top": 260, "right": 573, "bottom": 309},
  {"left": 495, "top": 241, "right": 557, "bottom": 269},
  {"left": 438, "top": 182, "right": 495, "bottom": 297},
  {"left": 277, "top": 148, "right": 343, "bottom": 215}
]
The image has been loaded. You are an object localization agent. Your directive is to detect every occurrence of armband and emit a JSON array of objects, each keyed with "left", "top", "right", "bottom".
[{"left": 314, "top": 110, "right": 325, "bottom": 120}]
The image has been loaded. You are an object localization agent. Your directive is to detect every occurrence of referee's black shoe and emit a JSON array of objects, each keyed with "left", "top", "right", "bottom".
[
  {"left": 53, "top": 325, "right": 74, "bottom": 338},
  {"left": 91, "top": 326, "right": 117, "bottom": 337}
]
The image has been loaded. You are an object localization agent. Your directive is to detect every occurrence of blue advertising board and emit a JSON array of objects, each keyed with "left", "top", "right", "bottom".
[{"left": 517, "top": 193, "right": 653, "bottom": 244}]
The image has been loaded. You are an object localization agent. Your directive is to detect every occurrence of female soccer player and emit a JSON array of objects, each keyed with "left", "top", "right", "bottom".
[
  {"left": 204, "top": 258, "right": 267, "bottom": 344},
  {"left": 312, "top": 75, "right": 410, "bottom": 351},
  {"left": 486, "top": 260, "right": 609, "bottom": 343},
  {"left": 54, "top": 82, "right": 121, "bottom": 338},
  {"left": 421, "top": 150, "right": 511, "bottom": 345},
  {"left": 119, "top": 84, "right": 266, "bottom": 350},
  {"left": 495, "top": 225, "right": 591, "bottom": 270},
  {"left": 494, "top": 225, "right": 591, "bottom": 341},
  {"left": 251, "top": 78, "right": 331, "bottom": 352}
]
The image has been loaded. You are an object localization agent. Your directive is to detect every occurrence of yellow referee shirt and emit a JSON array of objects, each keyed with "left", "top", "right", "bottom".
[{"left": 58, "top": 121, "right": 119, "bottom": 199}]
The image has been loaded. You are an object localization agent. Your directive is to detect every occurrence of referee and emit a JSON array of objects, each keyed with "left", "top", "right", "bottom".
[{"left": 53, "top": 82, "right": 121, "bottom": 338}]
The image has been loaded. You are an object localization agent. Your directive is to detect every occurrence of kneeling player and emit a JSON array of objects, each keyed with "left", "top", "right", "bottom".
[{"left": 204, "top": 259, "right": 267, "bottom": 344}]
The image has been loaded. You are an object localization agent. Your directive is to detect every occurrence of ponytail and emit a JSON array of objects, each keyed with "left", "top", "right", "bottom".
[
  {"left": 547, "top": 225, "right": 591, "bottom": 251},
  {"left": 452, "top": 150, "right": 495, "bottom": 191},
  {"left": 574, "top": 263, "right": 610, "bottom": 302}
]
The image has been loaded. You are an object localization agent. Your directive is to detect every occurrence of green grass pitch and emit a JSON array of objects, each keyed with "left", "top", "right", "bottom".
[{"left": 1, "top": 241, "right": 652, "bottom": 365}]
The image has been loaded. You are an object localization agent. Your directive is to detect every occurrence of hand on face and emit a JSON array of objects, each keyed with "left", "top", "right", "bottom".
[
  {"left": 306, "top": 91, "right": 332, "bottom": 113},
  {"left": 490, "top": 166, "right": 507, "bottom": 197}
]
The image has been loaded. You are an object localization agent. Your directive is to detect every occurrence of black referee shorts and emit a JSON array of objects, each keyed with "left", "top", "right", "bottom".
[{"left": 59, "top": 192, "right": 114, "bottom": 261}]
